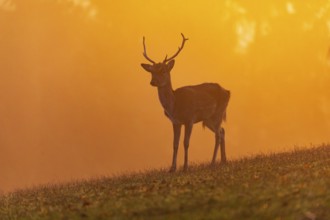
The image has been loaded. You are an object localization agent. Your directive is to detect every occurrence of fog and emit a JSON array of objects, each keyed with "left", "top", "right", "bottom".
[{"left": 1, "top": 0, "right": 330, "bottom": 192}]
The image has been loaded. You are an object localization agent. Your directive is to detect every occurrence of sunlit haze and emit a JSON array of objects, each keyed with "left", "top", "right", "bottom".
[{"left": 1, "top": 0, "right": 330, "bottom": 192}]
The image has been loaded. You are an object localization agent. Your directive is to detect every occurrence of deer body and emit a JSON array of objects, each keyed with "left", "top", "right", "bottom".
[
  {"left": 141, "top": 34, "right": 230, "bottom": 172},
  {"left": 171, "top": 83, "right": 229, "bottom": 123}
]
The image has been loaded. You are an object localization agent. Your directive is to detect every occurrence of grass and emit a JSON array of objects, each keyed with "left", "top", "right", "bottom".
[{"left": 1, "top": 144, "right": 330, "bottom": 220}]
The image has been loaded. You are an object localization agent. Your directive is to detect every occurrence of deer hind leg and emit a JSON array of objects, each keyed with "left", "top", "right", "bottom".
[
  {"left": 220, "top": 127, "right": 227, "bottom": 164},
  {"left": 183, "top": 123, "right": 193, "bottom": 171},
  {"left": 211, "top": 129, "right": 221, "bottom": 165},
  {"left": 170, "top": 123, "right": 182, "bottom": 172},
  {"left": 203, "top": 120, "right": 220, "bottom": 165}
]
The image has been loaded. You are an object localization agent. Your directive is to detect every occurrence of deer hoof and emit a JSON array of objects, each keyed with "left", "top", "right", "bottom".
[
  {"left": 220, "top": 160, "right": 227, "bottom": 165},
  {"left": 169, "top": 166, "right": 176, "bottom": 173},
  {"left": 210, "top": 162, "right": 217, "bottom": 167}
]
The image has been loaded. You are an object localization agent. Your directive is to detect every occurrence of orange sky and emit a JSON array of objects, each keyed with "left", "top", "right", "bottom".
[{"left": 1, "top": 0, "right": 330, "bottom": 192}]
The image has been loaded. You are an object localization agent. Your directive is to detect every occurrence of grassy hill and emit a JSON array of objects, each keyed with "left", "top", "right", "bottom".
[{"left": 1, "top": 144, "right": 330, "bottom": 220}]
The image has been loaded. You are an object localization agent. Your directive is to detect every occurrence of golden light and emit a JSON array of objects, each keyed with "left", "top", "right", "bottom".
[{"left": 0, "top": 0, "right": 330, "bottom": 192}]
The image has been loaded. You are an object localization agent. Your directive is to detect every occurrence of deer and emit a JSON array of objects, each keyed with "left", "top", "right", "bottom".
[{"left": 140, "top": 33, "right": 230, "bottom": 172}]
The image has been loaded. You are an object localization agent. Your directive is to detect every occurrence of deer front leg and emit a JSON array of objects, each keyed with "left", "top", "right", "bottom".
[
  {"left": 183, "top": 123, "right": 193, "bottom": 171},
  {"left": 170, "top": 123, "right": 181, "bottom": 172},
  {"left": 220, "top": 127, "right": 227, "bottom": 164}
]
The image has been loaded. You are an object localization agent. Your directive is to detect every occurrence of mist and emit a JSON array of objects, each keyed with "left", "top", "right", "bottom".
[{"left": 1, "top": 0, "right": 330, "bottom": 192}]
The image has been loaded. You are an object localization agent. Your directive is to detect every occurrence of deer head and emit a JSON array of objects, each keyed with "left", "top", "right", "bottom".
[{"left": 141, "top": 33, "right": 188, "bottom": 87}]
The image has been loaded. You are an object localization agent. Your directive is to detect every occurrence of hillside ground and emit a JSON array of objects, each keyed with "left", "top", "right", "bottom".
[{"left": 1, "top": 144, "right": 330, "bottom": 219}]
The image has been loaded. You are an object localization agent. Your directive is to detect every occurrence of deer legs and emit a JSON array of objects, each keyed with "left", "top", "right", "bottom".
[
  {"left": 211, "top": 129, "right": 220, "bottom": 165},
  {"left": 183, "top": 123, "right": 193, "bottom": 171},
  {"left": 211, "top": 127, "right": 227, "bottom": 165},
  {"left": 170, "top": 123, "right": 193, "bottom": 172},
  {"left": 220, "top": 127, "right": 227, "bottom": 163},
  {"left": 170, "top": 122, "right": 225, "bottom": 172},
  {"left": 170, "top": 123, "right": 181, "bottom": 172}
]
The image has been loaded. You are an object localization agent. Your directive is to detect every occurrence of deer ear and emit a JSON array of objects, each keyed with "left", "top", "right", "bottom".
[
  {"left": 141, "top": 63, "right": 153, "bottom": 72},
  {"left": 167, "top": 60, "right": 175, "bottom": 71}
]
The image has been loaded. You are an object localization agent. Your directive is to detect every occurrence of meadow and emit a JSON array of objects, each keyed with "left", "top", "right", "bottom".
[{"left": 1, "top": 144, "right": 330, "bottom": 219}]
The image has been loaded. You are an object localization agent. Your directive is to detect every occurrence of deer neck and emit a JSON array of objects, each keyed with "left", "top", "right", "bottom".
[{"left": 157, "top": 82, "right": 175, "bottom": 117}]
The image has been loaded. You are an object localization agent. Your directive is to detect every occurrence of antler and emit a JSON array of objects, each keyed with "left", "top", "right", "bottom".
[
  {"left": 143, "top": 36, "right": 156, "bottom": 64},
  {"left": 163, "top": 33, "right": 189, "bottom": 63}
]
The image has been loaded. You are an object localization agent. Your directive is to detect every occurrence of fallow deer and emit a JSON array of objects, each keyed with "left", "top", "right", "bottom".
[{"left": 141, "top": 33, "right": 230, "bottom": 172}]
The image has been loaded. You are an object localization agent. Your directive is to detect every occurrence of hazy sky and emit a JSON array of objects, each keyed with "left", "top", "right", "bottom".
[{"left": 1, "top": 0, "right": 330, "bottom": 192}]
